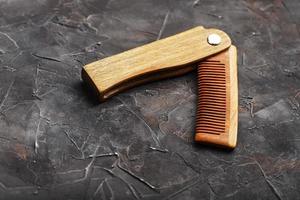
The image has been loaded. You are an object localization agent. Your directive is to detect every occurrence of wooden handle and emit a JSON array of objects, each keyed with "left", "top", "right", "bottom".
[
  {"left": 194, "top": 46, "right": 238, "bottom": 148},
  {"left": 82, "top": 26, "right": 231, "bottom": 101}
]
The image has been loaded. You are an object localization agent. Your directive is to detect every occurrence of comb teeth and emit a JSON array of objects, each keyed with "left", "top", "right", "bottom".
[{"left": 196, "top": 60, "right": 227, "bottom": 135}]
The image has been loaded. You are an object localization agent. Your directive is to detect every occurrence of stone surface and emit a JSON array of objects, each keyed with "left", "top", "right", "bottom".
[{"left": 0, "top": 0, "right": 299, "bottom": 199}]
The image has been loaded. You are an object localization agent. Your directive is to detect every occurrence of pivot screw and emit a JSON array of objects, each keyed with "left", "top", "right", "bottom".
[{"left": 207, "top": 34, "right": 221, "bottom": 45}]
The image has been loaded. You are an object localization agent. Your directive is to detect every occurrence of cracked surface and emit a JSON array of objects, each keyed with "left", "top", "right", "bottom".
[{"left": 0, "top": 0, "right": 299, "bottom": 199}]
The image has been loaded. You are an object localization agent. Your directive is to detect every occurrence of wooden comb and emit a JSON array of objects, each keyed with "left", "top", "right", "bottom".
[
  {"left": 82, "top": 26, "right": 238, "bottom": 149},
  {"left": 195, "top": 46, "right": 238, "bottom": 148}
]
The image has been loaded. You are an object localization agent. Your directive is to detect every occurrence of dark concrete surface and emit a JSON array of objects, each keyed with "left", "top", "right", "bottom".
[{"left": 0, "top": 0, "right": 299, "bottom": 199}]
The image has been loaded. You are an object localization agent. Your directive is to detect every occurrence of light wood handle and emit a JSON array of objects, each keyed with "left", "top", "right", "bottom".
[{"left": 82, "top": 26, "right": 231, "bottom": 101}]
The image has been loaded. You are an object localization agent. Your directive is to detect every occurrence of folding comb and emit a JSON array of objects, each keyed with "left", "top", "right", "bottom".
[{"left": 82, "top": 26, "right": 238, "bottom": 149}]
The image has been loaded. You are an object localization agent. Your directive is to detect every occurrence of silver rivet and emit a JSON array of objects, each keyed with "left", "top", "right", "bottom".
[{"left": 207, "top": 34, "right": 221, "bottom": 45}]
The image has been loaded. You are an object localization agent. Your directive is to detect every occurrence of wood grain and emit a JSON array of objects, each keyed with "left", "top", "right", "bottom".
[{"left": 82, "top": 26, "right": 231, "bottom": 101}]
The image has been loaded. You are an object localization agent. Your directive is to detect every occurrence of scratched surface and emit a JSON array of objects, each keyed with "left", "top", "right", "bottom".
[{"left": 0, "top": 0, "right": 299, "bottom": 199}]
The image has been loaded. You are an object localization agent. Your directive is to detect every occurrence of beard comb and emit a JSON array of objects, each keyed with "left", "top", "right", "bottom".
[{"left": 82, "top": 26, "right": 238, "bottom": 149}]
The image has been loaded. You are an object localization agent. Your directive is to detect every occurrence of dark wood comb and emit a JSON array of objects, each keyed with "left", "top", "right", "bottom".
[
  {"left": 195, "top": 46, "right": 237, "bottom": 148},
  {"left": 82, "top": 26, "right": 238, "bottom": 149}
]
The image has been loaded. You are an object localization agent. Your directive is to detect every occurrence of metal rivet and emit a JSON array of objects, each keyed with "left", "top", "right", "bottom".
[{"left": 207, "top": 34, "right": 221, "bottom": 45}]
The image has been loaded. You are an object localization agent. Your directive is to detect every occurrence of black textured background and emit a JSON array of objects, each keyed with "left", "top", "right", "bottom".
[{"left": 0, "top": 0, "right": 299, "bottom": 199}]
